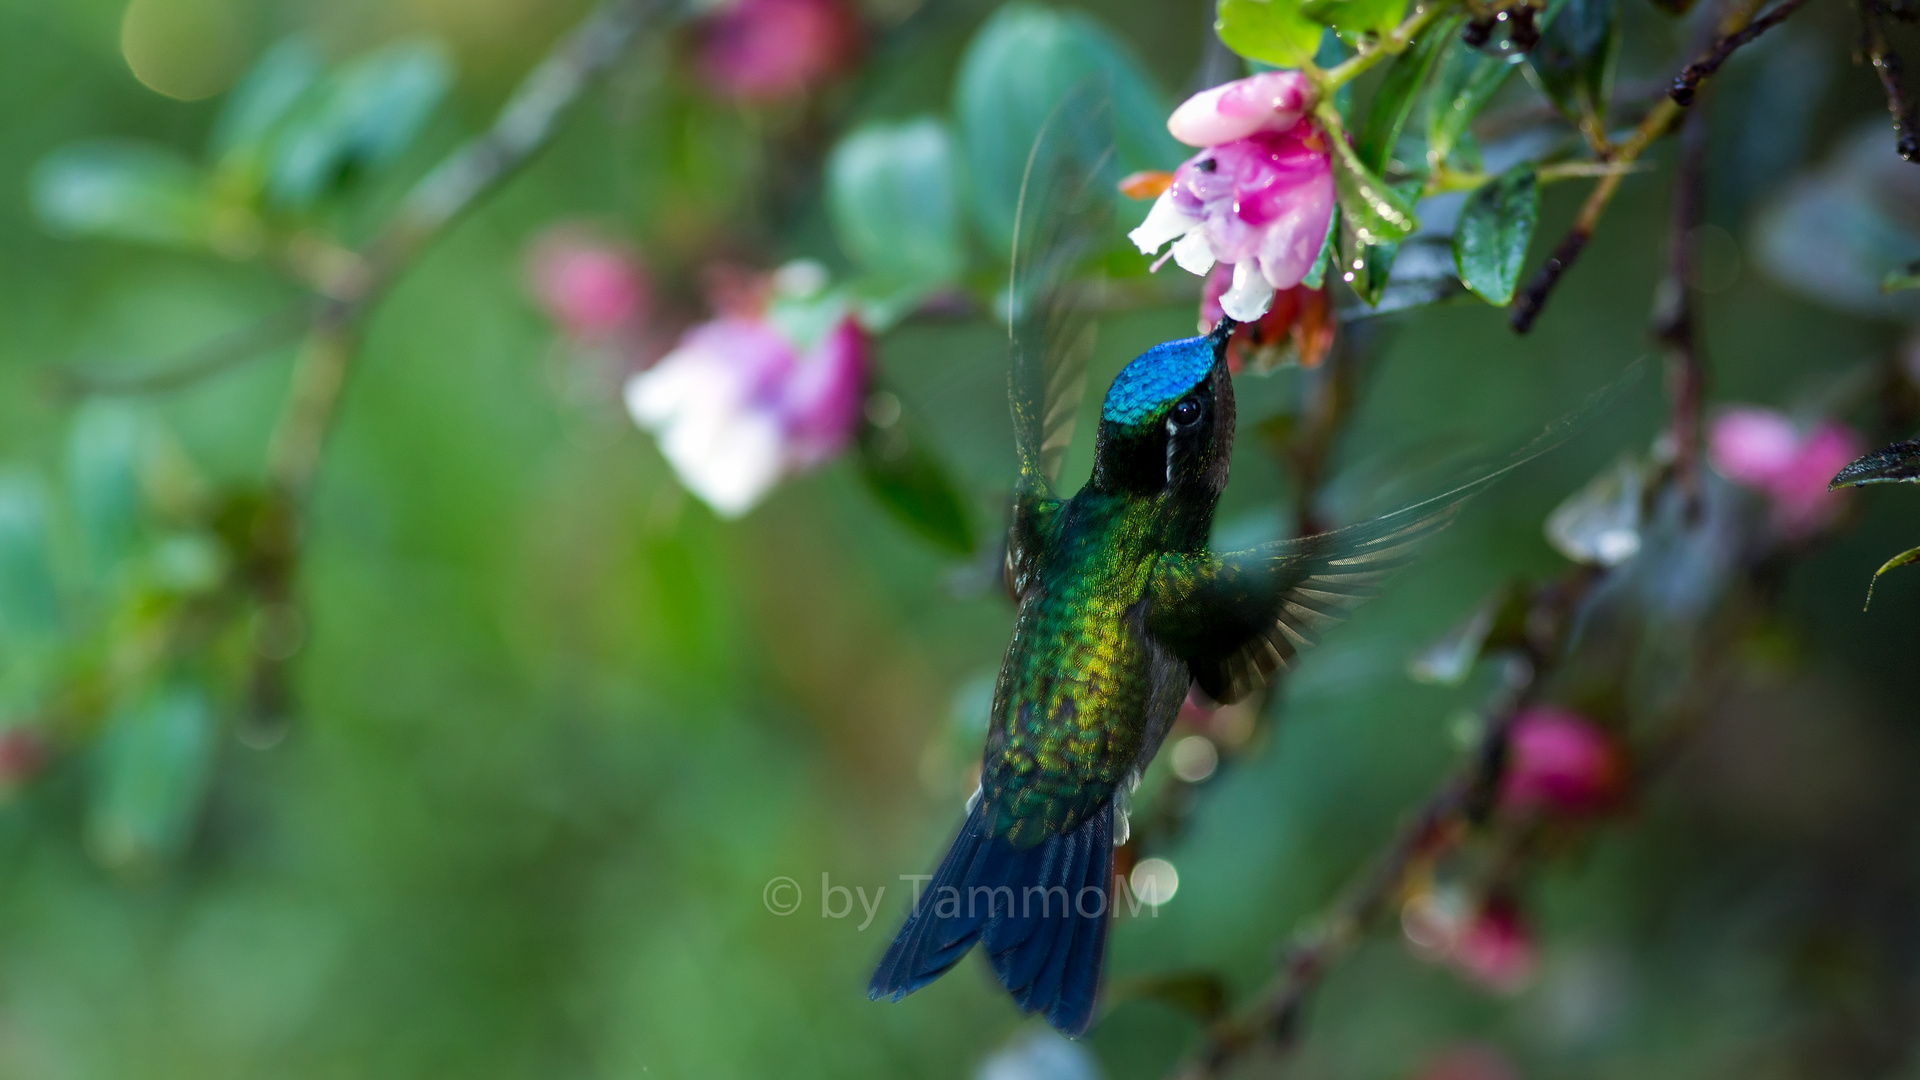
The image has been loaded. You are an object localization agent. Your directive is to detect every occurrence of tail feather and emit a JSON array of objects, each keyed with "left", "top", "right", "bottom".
[{"left": 869, "top": 801, "right": 1116, "bottom": 1036}]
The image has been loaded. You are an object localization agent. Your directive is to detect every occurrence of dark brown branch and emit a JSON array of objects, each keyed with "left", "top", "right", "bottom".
[
  {"left": 1509, "top": 229, "right": 1592, "bottom": 334},
  {"left": 1670, "top": 0, "right": 1818, "bottom": 106},
  {"left": 1654, "top": 93, "right": 1713, "bottom": 515},
  {"left": 1859, "top": 0, "right": 1920, "bottom": 161}
]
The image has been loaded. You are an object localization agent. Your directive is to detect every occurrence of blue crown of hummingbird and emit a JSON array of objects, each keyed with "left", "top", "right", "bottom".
[{"left": 1099, "top": 320, "right": 1236, "bottom": 428}]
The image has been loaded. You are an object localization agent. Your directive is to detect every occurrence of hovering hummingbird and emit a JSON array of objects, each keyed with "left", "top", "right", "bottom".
[{"left": 868, "top": 109, "right": 1602, "bottom": 1037}]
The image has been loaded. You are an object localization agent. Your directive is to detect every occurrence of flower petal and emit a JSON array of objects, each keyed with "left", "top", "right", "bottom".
[
  {"left": 1171, "top": 229, "right": 1217, "bottom": 277},
  {"left": 1127, "top": 190, "right": 1201, "bottom": 255},
  {"left": 1219, "top": 260, "right": 1274, "bottom": 321},
  {"left": 1168, "top": 71, "right": 1314, "bottom": 148}
]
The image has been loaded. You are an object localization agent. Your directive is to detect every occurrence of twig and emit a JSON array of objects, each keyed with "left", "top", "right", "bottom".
[
  {"left": 1319, "top": 2, "right": 1454, "bottom": 91},
  {"left": 47, "top": 303, "right": 313, "bottom": 398},
  {"left": 1858, "top": 0, "right": 1920, "bottom": 161},
  {"left": 267, "top": 0, "right": 667, "bottom": 500},
  {"left": 1653, "top": 93, "right": 1712, "bottom": 515},
  {"left": 1670, "top": 0, "right": 1817, "bottom": 105}
]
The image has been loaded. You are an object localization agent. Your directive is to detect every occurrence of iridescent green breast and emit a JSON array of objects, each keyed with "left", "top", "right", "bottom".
[{"left": 982, "top": 496, "right": 1185, "bottom": 847}]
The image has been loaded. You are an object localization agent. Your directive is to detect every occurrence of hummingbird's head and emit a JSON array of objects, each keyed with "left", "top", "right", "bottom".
[{"left": 1089, "top": 318, "right": 1237, "bottom": 501}]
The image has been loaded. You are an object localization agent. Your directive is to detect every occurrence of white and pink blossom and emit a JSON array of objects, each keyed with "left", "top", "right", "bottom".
[
  {"left": 624, "top": 315, "right": 867, "bottom": 517},
  {"left": 1128, "top": 71, "right": 1335, "bottom": 323}
]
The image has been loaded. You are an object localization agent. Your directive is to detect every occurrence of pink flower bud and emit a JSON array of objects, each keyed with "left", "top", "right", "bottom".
[
  {"left": 697, "top": 0, "right": 861, "bottom": 103},
  {"left": 1501, "top": 706, "right": 1622, "bottom": 816},
  {"left": 526, "top": 229, "right": 649, "bottom": 341},
  {"left": 1708, "top": 406, "right": 1864, "bottom": 537},
  {"left": 1167, "top": 71, "right": 1315, "bottom": 148}
]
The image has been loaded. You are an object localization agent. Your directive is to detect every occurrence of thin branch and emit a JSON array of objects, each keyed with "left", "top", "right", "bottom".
[
  {"left": 1319, "top": 2, "right": 1454, "bottom": 91},
  {"left": 266, "top": 0, "right": 667, "bottom": 500},
  {"left": 1670, "top": 0, "right": 1817, "bottom": 105},
  {"left": 1653, "top": 93, "right": 1712, "bottom": 515},
  {"left": 1859, "top": 0, "right": 1920, "bottom": 161},
  {"left": 47, "top": 303, "right": 314, "bottom": 398}
]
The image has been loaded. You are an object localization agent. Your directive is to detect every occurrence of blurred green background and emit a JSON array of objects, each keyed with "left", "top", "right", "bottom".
[{"left": 5, "top": 0, "right": 1920, "bottom": 1077}]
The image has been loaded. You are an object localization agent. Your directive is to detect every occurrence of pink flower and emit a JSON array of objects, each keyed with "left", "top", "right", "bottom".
[
  {"left": 1201, "top": 263, "right": 1333, "bottom": 372},
  {"left": 697, "top": 0, "right": 861, "bottom": 103},
  {"left": 1708, "top": 406, "right": 1864, "bottom": 537},
  {"left": 526, "top": 229, "right": 649, "bottom": 341},
  {"left": 1501, "top": 707, "right": 1622, "bottom": 816},
  {"left": 623, "top": 314, "right": 867, "bottom": 516},
  {"left": 1128, "top": 72, "right": 1334, "bottom": 323}
]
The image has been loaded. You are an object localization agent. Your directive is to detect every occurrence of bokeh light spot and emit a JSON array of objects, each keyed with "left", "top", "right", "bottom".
[
  {"left": 120, "top": 0, "right": 253, "bottom": 101},
  {"left": 1169, "top": 734, "right": 1218, "bottom": 782},
  {"left": 1130, "top": 856, "right": 1179, "bottom": 906}
]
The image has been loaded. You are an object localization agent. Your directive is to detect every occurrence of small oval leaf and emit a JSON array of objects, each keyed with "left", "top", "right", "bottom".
[
  {"left": 1453, "top": 163, "right": 1539, "bottom": 305},
  {"left": 88, "top": 682, "right": 217, "bottom": 870},
  {"left": 826, "top": 119, "right": 966, "bottom": 289},
  {"left": 1215, "top": 0, "right": 1324, "bottom": 68},
  {"left": 31, "top": 141, "right": 212, "bottom": 248}
]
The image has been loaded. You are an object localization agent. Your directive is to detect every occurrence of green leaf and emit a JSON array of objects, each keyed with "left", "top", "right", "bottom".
[
  {"left": 211, "top": 37, "right": 324, "bottom": 160},
  {"left": 1356, "top": 15, "right": 1463, "bottom": 174},
  {"left": 1337, "top": 176, "right": 1420, "bottom": 305},
  {"left": 87, "top": 682, "right": 217, "bottom": 870},
  {"left": 1328, "top": 129, "right": 1419, "bottom": 247},
  {"left": 1452, "top": 163, "right": 1538, "bottom": 304},
  {"left": 0, "top": 472, "right": 60, "bottom": 641},
  {"left": 1300, "top": 0, "right": 1409, "bottom": 38},
  {"left": 954, "top": 4, "right": 1179, "bottom": 255},
  {"left": 1301, "top": 206, "right": 1339, "bottom": 289},
  {"left": 266, "top": 39, "right": 452, "bottom": 208},
  {"left": 30, "top": 141, "right": 212, "bottom": 248},
  {"left": 1829, "top": 439, "right": 1920, "bottom": 488},
  {"left": 1884, "top": 259, "right": 1920, "bottom": 292},
  {"left": 826, "top": 119, "right": 966, "bottom": 289},
  {"left": 1427, "top": 41, "right": 1517, "bottom": 168},
  {"left": 1216, "top": 0, "right": 1324, "bottom": 68},
  {"left": 67, "top": 402, "right": 148, "bottom": 572},
  {"left": 1863, "top": 543, "right": 1920, "bottom": 610},
  {"left": 855, "top": 395, "right": 976, "bottom": 555},
  {"left": 1527, "top": 0, "right": 1619, "bottom": 123}
]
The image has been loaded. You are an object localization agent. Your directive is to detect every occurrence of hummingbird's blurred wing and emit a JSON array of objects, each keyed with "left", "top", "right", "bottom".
[
  {"left": 1005, "top": 90, "right": 1117, "bottom": 595},
  {"left": 1146, "top": 365, "right": 1644, "bottom": 703}
]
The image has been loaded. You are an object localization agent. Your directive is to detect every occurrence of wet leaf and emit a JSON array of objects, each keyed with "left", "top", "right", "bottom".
[
  {"left": 0, "top": 472, "right": 60, "bottom": 640},
  {"left": 1527, "top": 0, "right": 1619, "bottom": 123},
  {"left": 1356, "top": 15, "right": 1464, "bottom": 174},
  {"left": 88, "top": 683, "right": 217, "bottom": 870},
  {"left": 1863, "top": 543, "right": 1920, "bottom": 610},
  {"left": 1453, "top": 163, "right": 1538, "bottom": 305},
  {"left": 1427, "top": 41, "right": 1517, "bottom": 168},
  {"left": 1329, "top": 133, "right": 1419, "bottom": 247},
  {"left": 827, "top": 119, "right": 966, "bottom": 290},
  {"left": 1300, "top": 0, "right": 1410, "bottom": 36},
  {"left": 266, "top": 40, "right": 452, "bottom": 208},
  {"left": 1754, "top": 128, "right": 1920, "bottom": 320},
  {"left": 30, "top": 141, "right": 212, "bottom": 248},
  {"left": 1215, "top": 0, "right": 1325, "bottom": 69},
  {"left": 1829, "top": 439, "right": 1920, "bottom": 488},
  {"left": 954, "top": 4, "right": 1177, "bottom": 256},
  {"left": 1340, "top": 179, "right": 1421, "bottom": 305},
  {"left": 1300, "top": 206, "right": 1339, "bottom": 290},
  {"left": 856, "top": 399, "right": 976, "bottom": 555}
]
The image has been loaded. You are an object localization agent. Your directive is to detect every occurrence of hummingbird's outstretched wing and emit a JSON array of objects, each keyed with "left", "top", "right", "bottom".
[
  {"left": 1004, "top": 93, "right": 1116, "bottom": 595},
  {"left": 1147, "top": 366, "right": 1644, "bottom": 703}
]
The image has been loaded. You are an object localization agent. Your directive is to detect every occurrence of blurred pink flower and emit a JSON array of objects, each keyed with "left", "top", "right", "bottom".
[
  {"left": 623, "top": 315, "right": 867, "bottom": 516},
  {"left": 1450, "top": 898, "right": 1537, "bottom": 993},
  {"left": 1412, "top": 1045, "right": 1522, "bottom": 1080},
  {"left": 1501, "top": 706, "right": 1622, "bottom": 817},
  {"left": 697, "top": 0, "right": 861, "bottom": 103},
  {"left": 1708, "top": 406, "right": 1864, "bottom": 537},
  {"left": 1128, "top": 72, "right": 1333, "bottom": 322},
  {"left": 526, "top": 230, "right": 649, "bottom": 341}
]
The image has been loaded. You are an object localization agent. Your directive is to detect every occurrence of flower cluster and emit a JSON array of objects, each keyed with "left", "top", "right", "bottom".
[
  {"left": 1708, "top": 406, "right": 1863, "bottom": 537},
  {"left": 1128, "top": 71, "right": 1336, "bottom": 323}
]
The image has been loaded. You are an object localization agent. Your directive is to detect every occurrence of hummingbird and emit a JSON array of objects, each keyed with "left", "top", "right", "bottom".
[{"left": 866, "top": 105, "right": 1608, "bottom": 1036}]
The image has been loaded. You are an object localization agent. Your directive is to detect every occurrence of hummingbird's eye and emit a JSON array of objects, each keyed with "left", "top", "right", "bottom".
[{"left": 1170, "top": 397, "right": 1202, "bottom": 428}]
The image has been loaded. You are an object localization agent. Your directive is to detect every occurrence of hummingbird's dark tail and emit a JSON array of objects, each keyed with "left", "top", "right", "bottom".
[{"left": 868, "top": 798, "right": 1114, "bottom": 1036}]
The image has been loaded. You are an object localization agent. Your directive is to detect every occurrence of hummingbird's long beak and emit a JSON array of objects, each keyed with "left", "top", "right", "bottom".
[{"left": 1207, "top": 315, "right": 1238, "bottom": 354}]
